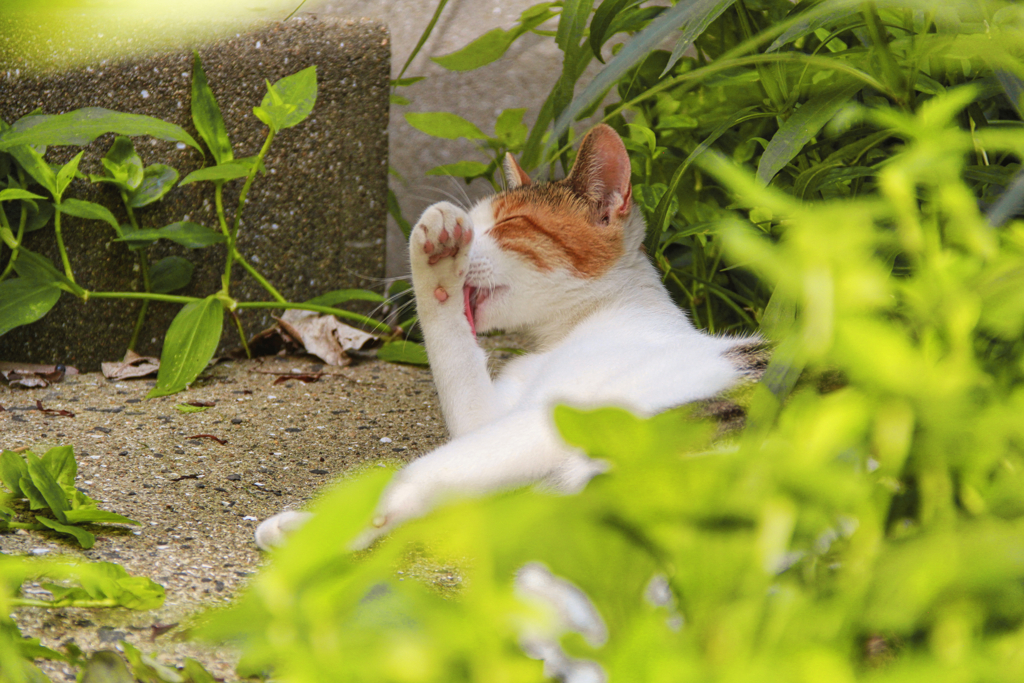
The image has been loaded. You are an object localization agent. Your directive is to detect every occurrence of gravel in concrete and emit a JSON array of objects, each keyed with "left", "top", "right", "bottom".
[{"left": 1, "top": 354, "right": 452, "bottom": 680}]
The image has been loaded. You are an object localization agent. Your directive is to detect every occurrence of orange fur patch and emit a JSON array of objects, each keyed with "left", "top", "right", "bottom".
[{"left": 490, "top": 182, "right": 624, "bottom": 278}]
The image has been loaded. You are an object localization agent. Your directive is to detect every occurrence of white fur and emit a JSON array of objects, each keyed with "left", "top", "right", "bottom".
[{"left": 256, "top": 196, "right": 749, "bottom": 551}]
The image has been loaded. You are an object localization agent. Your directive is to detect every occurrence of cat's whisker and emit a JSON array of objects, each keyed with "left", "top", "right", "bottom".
[
  {"left": 442, "top": 174, "right": 475, "bottom": 208},
  {"left": 367, "top": 295, "right": 416, "bottom": 323}
]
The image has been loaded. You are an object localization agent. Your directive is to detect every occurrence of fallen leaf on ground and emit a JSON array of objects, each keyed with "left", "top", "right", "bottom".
[
  {"left": 273, "top": 373, "right": 323, "bottom": 385},
  {"left": 101, "top": 350, "right": 160, "bottom": 380},
  {"left": 150, "top": 622, "right": 179, "bottom": 641},
  {"left": 188, "top": 434, "right": 227, "bottom": 445},
  {"left": 34, "top": 400, "right": 75, "bottom": 417},
  {"left": 276, "top": 309, "right": 379, "bottom": 367},
  {"left": 0, "top": 362, "right": 79, "bottom": 388}
]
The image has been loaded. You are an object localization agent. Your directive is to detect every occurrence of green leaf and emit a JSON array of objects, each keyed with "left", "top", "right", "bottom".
[
  {"left": 494, "top": 108, "right": 528, "bottom": 148},
  {"left": 2, "top": 199, "right": 55, "bottom": 234},
  {"left": 117, "top": 222, "right": 226, "bottom": 249},
  {"left": 305, "top": 289, "right": 386, "bottom": 307},
  {"left": 81, "top": 651, "right": 135, "bottom": 683},
  {"left": 425, "top": 161, "right": 491, "bottom": 178},
  {"left": 0, "top": 108, "right": 201, "bottom": 152},
  {"left": 12, "top": 248, "right": 84, "bottom": 296},
  {"left": 121, "top": 640, "right": 184, "bottom": 681},
  {"left": 0, "top": 449, "right": 29, "bottom": 496},
  {"left": 182, "top": 659, "right": 217, "bottom": 683},
  {"left": 547, "top": 0, "right": 738, "bottom": 154},
  {"left": 178, "top": 156, "right": 265, "bottom": 186},
  {"left": 127, "top": 164, "right": 179, "bottom": 208},
  {"left": 8, "top": 145, "right": 57, "bottom": 195},
  {"left": 54, "top": 151, "right": 85, "bottom": 199},
  {"left": 377, "top": 340, "right": 428, "bottom": 366},
  {"left": 432, "top": 4, "right": 557, "bottom": 71},
  {"left": 0, "top": 277, "right": 61, "bottom": 336},
  {"left": 148, "top": 296, "right": 225, "bottom": 399},
  {"left": 57, "top": 198, "right": 121, "bottom": 234},
  {"left": 191, "top": 51, "right": 233, "bottom": 165},
  {"left": 149, "top": 256, "right": 195, "bottom": 293},
  {"left": 35, "top": 515, "right": 95, "bottom": 548},
  {"left": 41, "top": 445, "right": 77, "bottom": 491},
  {"left": 64, "top": 509, "right": 139, "bottom": 526},
  {"left": 405, "top": 112, "right": 487, "bottom": 140},
  {"left": 0, "top": 188, "right": 45, "bottom": 202},
  {"left": 25, "top": 452, "right": 69, "bottom": 523},
  {"left": 432, "top": 27, "right": 518, "bottom": 71},
  {"left": 556, "top": 0, "right": 596, "bottom": 54},
  {"left": 12, "top": 248, "right": 60, "bottom": 282},
  {"left": 757, "top": 80, "right": 864, "bottom": 184},
  {"left": 255, "top": 66, "right": 318, "bottom": 131},
  {"left": 21, "top": 475, "right": 48, "bottom": 510},
  {"left": 100, "top": 136, "right": 144, "bottom": 191},
  {"left": 591, "top": 0, "right": 636, "bottom": 60}
]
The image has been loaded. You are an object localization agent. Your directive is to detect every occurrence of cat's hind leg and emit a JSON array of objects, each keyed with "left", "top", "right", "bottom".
[
  {"left": 352, "top": 407, "right": 607, "bottom": 549},
  {"left": 410, "top": 202, "right": 498, "bottom": 437},
  {"left": 254, "top": 510, "right": 314, "bottom": 551}
]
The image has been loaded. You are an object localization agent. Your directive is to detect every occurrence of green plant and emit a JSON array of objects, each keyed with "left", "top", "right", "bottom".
[
  {"left": 0, "top": 445, "right": 139, "bottom": 548},
  {"left": 174, "top": 1, "right": 1024, "bottom": 681},
  {"left": 398, "top": 0, "right": 1024, "bottom": 336},
  {"left": 0, "top": 556, "right": 165, "bottom": 682},
  {"left": 200, "top": 83, "right": 1024, "bottom": 682},
  {"left": 0, "top": 554, "right": 223, "bottom": 683},
  {"left": 0, "top": 54, "right": 395, "bottom": 397}
]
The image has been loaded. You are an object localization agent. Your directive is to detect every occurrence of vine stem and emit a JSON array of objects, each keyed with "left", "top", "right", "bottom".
[
  {"left": 215, "top": 182, "right": 231, "bottom": 291},
  {"left": 234, "top": 250, "right": 286, "bottom": 303},
  {"left": 10, "top": 598, "right": 119, "bottom": 609},
  {"left": 224, "top": 128, "right": 276, "bottom": 294},
  {"left": 1, "top": 168, "right": 29, "bottom": 284},
  {"left": 230, "top": 311, "right": 252, "bottom": 358},
  {"left": 88, "top": 291, "right": 199, "bottom": 304},
  {"left": 123, "top": 198, "right": 151, "bottom": 352},
  {"left": 236, "top": 301, "right": 391, "bottom": 333},
  {"left": 52, "top": 203, "right": 76, "bottom": 284}
]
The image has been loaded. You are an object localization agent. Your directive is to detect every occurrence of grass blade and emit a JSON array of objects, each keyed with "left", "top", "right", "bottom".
[
  {"left": 756, "top": 80, "right": 864, "bottom": 185},
  {"left": 545, "top": 0, "right": 738, "bottom": 160}
]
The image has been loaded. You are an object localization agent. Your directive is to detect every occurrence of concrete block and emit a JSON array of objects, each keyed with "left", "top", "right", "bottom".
[{"left": 0, "top": 16, "right": 389, "bottom": 370}]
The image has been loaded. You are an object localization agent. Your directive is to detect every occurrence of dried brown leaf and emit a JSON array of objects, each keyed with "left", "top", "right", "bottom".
[
  {"left": 0, "top": 362, "right": 78, "bottom": 388},
  {"left": 101, "top": 350, "right": 160, "bottom": 380},
  {"left": 277, "top": 310, "right": 378, "bottom": 367}
]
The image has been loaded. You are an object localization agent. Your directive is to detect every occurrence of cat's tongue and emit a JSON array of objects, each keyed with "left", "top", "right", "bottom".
[{"left": 463, "top": 284, "right": 476, "bottom": 336}]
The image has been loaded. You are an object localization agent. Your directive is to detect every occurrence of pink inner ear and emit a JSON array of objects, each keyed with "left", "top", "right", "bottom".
[{"left": 570, "top": 125, "right": 632, "bottom": 215}]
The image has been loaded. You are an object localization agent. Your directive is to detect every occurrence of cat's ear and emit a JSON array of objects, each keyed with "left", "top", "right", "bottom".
[
  {"left": 567, "top": 124, "right": 632, "bottom": 223},
  {"left": 504, "top": 153, "right": 532, "bottom": 189}
]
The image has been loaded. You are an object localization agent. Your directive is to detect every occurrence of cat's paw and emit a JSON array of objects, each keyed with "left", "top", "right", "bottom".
[
  {"left": 410, "top": 202, "right": 474, "bottom": 304},
  {"left": 254, "top": 510, "right": 314, "bottom": 550}
]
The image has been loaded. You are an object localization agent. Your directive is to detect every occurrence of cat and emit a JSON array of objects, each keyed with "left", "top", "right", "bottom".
[{"left": 255, "top": 124, "right": 761, "bottom": 551}]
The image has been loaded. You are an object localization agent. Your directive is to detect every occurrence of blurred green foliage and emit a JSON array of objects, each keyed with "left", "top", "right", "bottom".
[
  {"left": 5, "top": 0, "right": 1024, "bottom": 680},
  {"left": 210, "top": 1, "right": 1024, "bottom": 681}
]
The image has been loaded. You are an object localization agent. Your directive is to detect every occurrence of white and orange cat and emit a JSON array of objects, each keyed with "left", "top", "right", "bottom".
[{"left": 256, "top": 124, "right": 757, "bottom": 550}]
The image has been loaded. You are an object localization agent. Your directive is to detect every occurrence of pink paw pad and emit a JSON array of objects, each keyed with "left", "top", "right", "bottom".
[{"left": 434, "top": 286, "right": 449, "bottom": 302}]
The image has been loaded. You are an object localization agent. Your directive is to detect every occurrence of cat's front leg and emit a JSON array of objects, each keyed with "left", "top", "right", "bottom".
[{"left": 410, "top": 202, "right": 497, "bottom": 437}]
